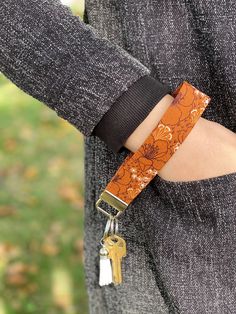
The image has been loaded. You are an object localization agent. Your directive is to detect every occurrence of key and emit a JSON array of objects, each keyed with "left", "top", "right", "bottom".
[
  {"left": 103, "top": 234, "right": 126, "bottom": 285},
  {"left": 104, "top": 235, "right": 126, "bottom": 285}
]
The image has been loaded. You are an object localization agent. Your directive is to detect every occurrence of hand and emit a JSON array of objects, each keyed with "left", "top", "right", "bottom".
[
  {"left": 158, "top": 117, "right": 236, "bottom": 182},
  {"left": 124, "top": 95, "right": 236, "bottom": 182}
]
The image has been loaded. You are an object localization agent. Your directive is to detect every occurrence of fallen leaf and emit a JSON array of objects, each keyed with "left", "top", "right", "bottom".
[
  {"left": 5, "top": 262, "right": 38, "bottom": 291},
  {"left": 6, "top": 262, "right": 38, "bottom": 276},
  {"left": 4, "top": 138, "right": 17, "bottom": 151},
  {"left": 0, "top": 205, "right": 16, "bottom": 217},
  {"left": 0, "top": 243, "right": 21, "bottom": 260},
  {"left": 74, "top": 239, "right": 84, "bottom": 261},
  {"left": 58, "top": 183, "right": 84, "bottom": 207},
  {"left": 41, "top": 242, "right": 59, "bottom": 256},
  {"left": 6, "top": 273, "right": 27, "bottom": 287},
  {"left": 23, "top": 166, "right": 38, "bottom": 179}
]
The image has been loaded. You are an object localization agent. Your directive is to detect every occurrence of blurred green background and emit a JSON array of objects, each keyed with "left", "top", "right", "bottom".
[{"left": 0, "top": 1, "right": 89, "bottom": 313}]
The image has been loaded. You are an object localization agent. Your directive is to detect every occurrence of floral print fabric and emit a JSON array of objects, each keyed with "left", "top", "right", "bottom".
[{"left": 105, "top": 81, "right": 211, "bottom": 204}]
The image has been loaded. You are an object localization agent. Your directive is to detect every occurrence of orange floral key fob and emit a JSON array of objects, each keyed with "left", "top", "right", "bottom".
[
  {"left": 96, "top": 81, "right": 211, "bottom": 286},
  {"left": 96, "top": 80, "right": 211, "bottom": 216}
]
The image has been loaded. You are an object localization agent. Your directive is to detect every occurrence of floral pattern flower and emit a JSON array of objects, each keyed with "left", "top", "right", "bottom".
[
  {"left": 191, "top": 107, "right": 205, "bottom": 124},
  {"left": 137, "top": 141, "right": 168, "bottom": 172},
  {"left": 152, "top": 124, "right": 172, "bottom": 141}
]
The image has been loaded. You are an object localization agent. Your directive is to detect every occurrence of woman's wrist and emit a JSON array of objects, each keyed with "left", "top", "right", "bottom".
[
  {"left": 124, "top": 86, "right": 236, "bottom": 182},
  {"left": 123, "top": 94, "right": 174, "bottom": 152}
]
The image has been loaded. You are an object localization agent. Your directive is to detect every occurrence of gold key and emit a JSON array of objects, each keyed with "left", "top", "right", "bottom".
[{"left": 103, "top": 234, "right": 126, "bottom": 285}]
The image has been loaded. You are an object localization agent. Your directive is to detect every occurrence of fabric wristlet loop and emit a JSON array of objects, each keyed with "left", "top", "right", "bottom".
[{"left": 96, "top": 81, "right": 211, "bottom": 218}]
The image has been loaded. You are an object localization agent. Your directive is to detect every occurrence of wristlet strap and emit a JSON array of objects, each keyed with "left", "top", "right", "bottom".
[{"left": 96, "top": 81, "right": 211, "bottom": 218}]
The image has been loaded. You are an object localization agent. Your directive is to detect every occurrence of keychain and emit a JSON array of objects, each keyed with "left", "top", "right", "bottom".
[
  {"left": 99, "top": 216, "right": 126, "bottom": 286},
  {"left": 96, "top": 81, "right": 211, "bottom": 287}
]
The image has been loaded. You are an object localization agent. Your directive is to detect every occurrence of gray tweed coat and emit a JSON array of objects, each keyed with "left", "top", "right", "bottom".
[{"left": 1, "top": 1, "right": 236, "bottom": 313}]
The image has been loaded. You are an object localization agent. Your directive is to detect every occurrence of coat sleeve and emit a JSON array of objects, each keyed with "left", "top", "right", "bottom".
[{"left": 0, "top": 0, "right": 171, "bottom": 152}]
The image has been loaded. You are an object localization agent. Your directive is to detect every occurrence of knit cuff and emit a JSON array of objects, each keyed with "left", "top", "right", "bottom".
[{"left": 92, "top": 75, "right": 172, "bottom": 153}]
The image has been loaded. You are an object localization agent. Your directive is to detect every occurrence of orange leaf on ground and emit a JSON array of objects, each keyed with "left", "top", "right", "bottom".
[
  {"left": 23, "top": 166, "right": 38, "bottom": 179},
  {"left": 6, "top": 262, "right": 38, "bottom": 289},
  {"left": 58, "top": 183, "right": 84, "bottom": 207},
  {"left": 74, "top": 239, "right": 84, "bottom": 261},
  {"left": 4, "top": 138, "right": 17, "bottom": 151},
  {"left": 0, "top": 206, "right": 16, "bottom": 217},
  {"left": 41, "top": 242, "right": 59, "bottom": 256}
]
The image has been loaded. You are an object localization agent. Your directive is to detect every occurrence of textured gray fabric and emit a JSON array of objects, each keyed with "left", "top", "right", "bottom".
[
  {"left": 83, "top": 1, "right": 236, "bottom": 313},
  {"left": 143, "top": 172, "right": 236, "bottom": 313},
  {"left": 84, "top": 139, "right": 236, "bottom": 314},
  {"left": 1, "top": 0, "right": 236, "bottom": 313},
  {"left": 0, "top": 0, "right": 151, "bottom": 137}
]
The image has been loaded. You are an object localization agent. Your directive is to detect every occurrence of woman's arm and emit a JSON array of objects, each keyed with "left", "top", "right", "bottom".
[{"left": 0, "top": 0, "right": 170, "bottom": 153}]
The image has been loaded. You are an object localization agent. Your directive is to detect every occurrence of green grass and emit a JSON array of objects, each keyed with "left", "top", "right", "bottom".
[{"left": 0, "top": 74, "right": 88, "bottom": 314}]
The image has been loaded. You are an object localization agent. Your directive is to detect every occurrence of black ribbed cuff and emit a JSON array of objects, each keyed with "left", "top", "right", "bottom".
[{"left": 92, "top": 75, "right": 172, "bottom": 153}]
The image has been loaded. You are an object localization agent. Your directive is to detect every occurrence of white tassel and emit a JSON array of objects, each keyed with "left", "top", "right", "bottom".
[{"left": 99, "top": 247, "right": 113, "bottom": 286}]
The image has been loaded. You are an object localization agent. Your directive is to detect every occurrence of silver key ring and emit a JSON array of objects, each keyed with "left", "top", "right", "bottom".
[
  {"left": 100, "top": 216, "right": 112, "bottom": 245},
  {"left": 110, "top": 218, "right": 115, "bottom": 235},
  {"left": 110, "top": 217, "right": 119, "bottom": 235},
  {"left": 114, "top": 218, "right": 119, "bottom": 235},
  {"left": 100, "top": 216, "right": 120, "bottom": 245}
]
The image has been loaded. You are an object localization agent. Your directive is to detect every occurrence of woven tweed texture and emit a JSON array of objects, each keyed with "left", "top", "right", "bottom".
[
  {"left": 1, "top": 0, "right": 236, "bottom": 313},
  {"left": 84, "top": 1, "right": 236, "bottom": 313}
]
